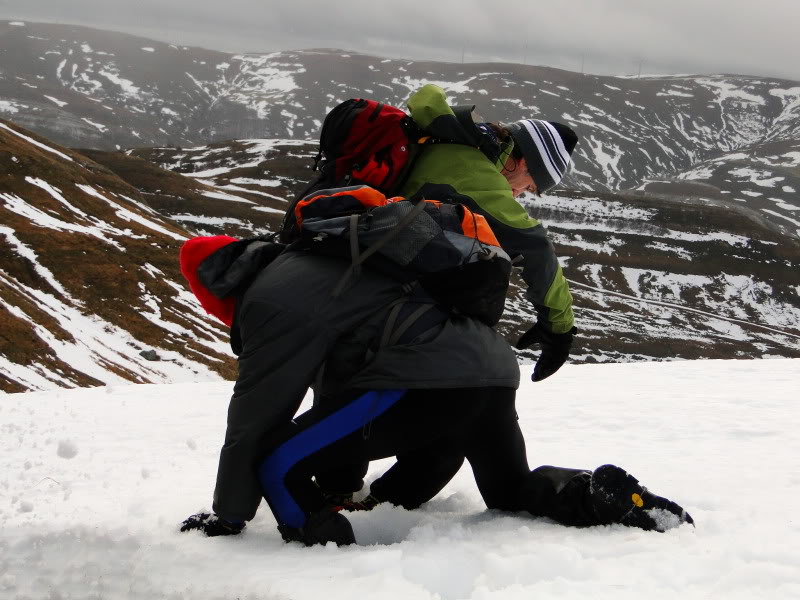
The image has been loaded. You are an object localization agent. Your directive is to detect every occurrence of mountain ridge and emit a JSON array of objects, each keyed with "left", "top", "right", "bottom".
[
  {"left": 2, "top": 22, "right": 800, "bottom": 391},
  {"left": 3, "top": 20, "right": 799, "bottom": 239}
]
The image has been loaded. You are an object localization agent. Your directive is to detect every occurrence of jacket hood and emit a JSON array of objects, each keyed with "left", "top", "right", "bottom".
[{"left": 180, "top": 235, "right": 286, "bottom": 326}]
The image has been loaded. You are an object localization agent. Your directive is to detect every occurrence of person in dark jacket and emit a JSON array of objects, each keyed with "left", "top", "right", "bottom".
[
  {"left": 178, "top": 234, "right": 692, "bottom": 545},
  {"left": 177, "top": 212, "right": 525, "bottom": 543}
]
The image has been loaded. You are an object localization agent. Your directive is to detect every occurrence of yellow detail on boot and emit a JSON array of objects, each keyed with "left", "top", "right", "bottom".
[{"left": 631, "top": 493, "right": 644, "bottom": 508}]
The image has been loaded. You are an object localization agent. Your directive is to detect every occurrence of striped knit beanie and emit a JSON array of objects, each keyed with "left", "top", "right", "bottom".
[{"left": 506, "top": 120, "right": 578, "bottom": 193}]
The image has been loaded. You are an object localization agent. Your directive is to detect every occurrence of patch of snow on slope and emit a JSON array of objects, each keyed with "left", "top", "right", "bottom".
[
  {"left": 43, "top": 95, "right": 68, "bottom": 107},
  {"left": 0, "top": 225, "right": 72, "bottom": 298},
  {"left": 728, "top": 167, "right": 784, "bottom": 187},
  {"left": 0, "top": 123, "right": 73, "bottom": 162},
  {"left": 1, "top": 191, "right": 125, "bottom": 250},
  {"left": 697, "top": 78, "right": 766, "bottom": 106},
  {"left": 0, "top": 100, "right": 21, "bottom": 113},
  {"left": 585, "top": 136, "right": 624, "bottom": 188},
  {"left": 76, "top": 185, "right": 187, "bottom": 240},
  {"left": 200, "top": 190, "right": 254, "bottom": 204},
  {"left": 80, "top": 118, "right": 107, "bottom": 132},
  {"left": 230, "top": 177, "right": 282, "bottom": 188},
  {"left": 0, "top": 271, "right": 224, "bottom": 391},
  {"left": 97, "top": 67, "right": 142, "bottom": 100}
]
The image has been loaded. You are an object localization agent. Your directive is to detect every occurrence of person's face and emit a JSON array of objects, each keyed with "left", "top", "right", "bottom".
[{"left": 501, "top": 156, "right": 538, "bottom": 198}]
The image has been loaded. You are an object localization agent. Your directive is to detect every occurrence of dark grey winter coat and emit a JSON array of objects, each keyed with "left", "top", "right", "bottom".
[{"left": 211, "top": 247, "right": 519, "bottom": 521}]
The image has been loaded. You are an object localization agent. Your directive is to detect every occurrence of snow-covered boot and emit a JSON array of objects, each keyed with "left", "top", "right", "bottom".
[
  {"left": 278, "top": 508, "right": 356, "bottom": 546},
  {"left": 590, "top": 464, "right": 694, "bottom": 532}
]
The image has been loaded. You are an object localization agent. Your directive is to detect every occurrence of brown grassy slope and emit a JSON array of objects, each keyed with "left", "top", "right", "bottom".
[
  {"left": 83, "top": 141, "right": 318, "bottom": 238},
  {"left": 78, "top": 148, "right": 280, "bottom": 237},
  {"left": 0, "top": 119, "right": 236, "bottom": 391}
]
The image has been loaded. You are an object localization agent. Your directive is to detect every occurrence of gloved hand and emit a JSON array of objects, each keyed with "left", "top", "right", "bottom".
[
  {"left": 516, "top": 322, "right": 577, "bottom": 382},
  {"left": 180, "top": 512, "right": 245, "bottom": 537}
]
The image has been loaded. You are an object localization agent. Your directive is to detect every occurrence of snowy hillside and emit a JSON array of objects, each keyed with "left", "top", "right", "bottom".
[
  {"left": 100, "top": 138, "right": 800, "bottom": 364},
  {"left": 0, "top": 120, "right": 235, "bottom": 392},
  {"left": 2, "top": 359, "right": 798, "bottom": 599},
  {"left": 2, "top": 21, "right": 800, "bottom": 388},
  {"left": 3, "top": 20, "right": 800, "bottom": 239}
]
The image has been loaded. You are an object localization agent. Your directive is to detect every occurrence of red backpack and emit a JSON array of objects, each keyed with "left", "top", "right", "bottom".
[{"left": 280, "top": 99, "right": 430, "bottom": 243}]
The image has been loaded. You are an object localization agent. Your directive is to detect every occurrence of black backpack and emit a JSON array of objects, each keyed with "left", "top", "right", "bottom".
[{"left": 291, "top": 184, "right": 512, "bottom": 326}]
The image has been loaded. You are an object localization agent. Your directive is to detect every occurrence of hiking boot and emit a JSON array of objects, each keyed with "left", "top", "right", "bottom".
[
  {"left": 322, "top": 490, "right": 354, "bottom": 506},
  {"left": 336, "top": 493, "right": 383, "bottom": 512},
  {"left": 590, "top": 464, "right": 694, "bottom": 532},
  {"left": 278, "top": 509, "right": 356, "bottom": 546}
]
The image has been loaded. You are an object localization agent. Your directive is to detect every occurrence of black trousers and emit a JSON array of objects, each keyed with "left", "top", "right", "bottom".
[{"left": 258, "top": 387, "right": 599, "bottom": 529}]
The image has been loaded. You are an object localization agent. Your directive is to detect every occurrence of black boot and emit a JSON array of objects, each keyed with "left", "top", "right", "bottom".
[
  {"left": 278, "top": 509, "right": 356, "bottom": 546},
  {"left": 590, "top": 464, "right": 694, "bottom": 532},
  {"left": 321, "top": 490, "right": 354, "bottom": 506},
  {"left": 339, "top": 493, "right": 383, "bottom": 512}
]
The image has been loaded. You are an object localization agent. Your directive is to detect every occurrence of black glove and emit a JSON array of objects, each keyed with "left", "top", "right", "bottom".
[
  {"left": 180, "top": 512, "right": 245, "bottom": 537},
  {"left": 516, "top": 322, "right": 577, "bottom": 382}
]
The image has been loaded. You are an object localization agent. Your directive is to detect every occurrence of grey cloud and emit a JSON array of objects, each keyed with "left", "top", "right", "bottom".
[{"left": 1, "top": 0, "right": 798, "bottom": 80}]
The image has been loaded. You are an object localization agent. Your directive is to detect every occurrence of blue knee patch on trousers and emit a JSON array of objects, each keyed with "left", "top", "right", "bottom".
[{"left": 258, "top": 389, "right": 406, "bottom": 529}]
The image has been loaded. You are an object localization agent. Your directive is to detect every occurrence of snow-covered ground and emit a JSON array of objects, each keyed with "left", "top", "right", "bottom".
[{"left": 1, "top": 359, "right": 798, "bottom": 599}]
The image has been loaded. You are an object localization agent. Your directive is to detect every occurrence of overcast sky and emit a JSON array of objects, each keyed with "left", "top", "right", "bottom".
[{"left": 2, "top": 0, "right": 799, "bottom": 81}]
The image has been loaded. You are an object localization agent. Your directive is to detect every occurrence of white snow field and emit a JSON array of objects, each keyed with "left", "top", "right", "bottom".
[{"left": 1, "top": 359, "right": 798, "bottom": 599}]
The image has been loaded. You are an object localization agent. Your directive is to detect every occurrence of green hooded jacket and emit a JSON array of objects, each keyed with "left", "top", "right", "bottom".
[{"left": 398, "top": 84, "right": 575, "bottom": 334}]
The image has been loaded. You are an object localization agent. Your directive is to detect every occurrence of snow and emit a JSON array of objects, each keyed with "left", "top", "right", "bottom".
[
  {"left": 585, "top": 136, "right": 624, "bottom": 187},
  {"left": 200, "top": 189, "right": 254, "bottom": 204},
  {"left": 781, "top": 151, "right": 800, "bottom": 166},
  {"left": 43, "top": 95, "right": 68, "bottom": 107},
  {"left": 696, "top": 78, "right": 766, "bottom": 106},
  {"left": 76, "top": 185, "right": 188, "bottom": 241},
  {"left": 0, "top": 224, "right": 72, "bottom": 298},
  {"left": 0, "top": 260, "right": 225, "bottom": 391},
  {"left": 230, "top": 177, "right": 282, "bottom": 188},
  {"left": 81, "top": 118, "right": 108, "bottom": 132},
  {"left": 97, "top": 68, "right": 142, "bottom": 100},
  {"left": 1, "top": 191, "right": 125, "bottom": 250},
  {"left": 0, "top": 100, "right": 21, "bottom": 114},
  {"left": 1, "top": 360, "right": 799, "bottom": 599},
  {"left": 656, "top": 89, "right": 694, "bottom": 98},
  {"left": 728, "top": 167, "right": 783, "bottom": 188},
  {"left": 169, "top": 214, "right": 248, "bottom": 227}
]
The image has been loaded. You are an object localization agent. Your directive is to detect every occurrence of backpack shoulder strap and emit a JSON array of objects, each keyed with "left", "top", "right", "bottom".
[{"left": 331, "top": 199, "right": 428, "bottom": 297}]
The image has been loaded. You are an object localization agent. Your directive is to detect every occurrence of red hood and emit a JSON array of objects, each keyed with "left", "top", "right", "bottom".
[{"left": 179, "top": 235, "right": 238, "bottom": 327}]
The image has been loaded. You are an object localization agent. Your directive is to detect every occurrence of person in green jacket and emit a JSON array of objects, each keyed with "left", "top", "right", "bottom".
[
  {"left": 324, "top": 84, "right": 584, "bottom": 511},
  {"left": 315, "top": 86, "right": 691, "bottom": 537},
  {"left": 398, "top": 83, "right": 577, "bottom": 382}
]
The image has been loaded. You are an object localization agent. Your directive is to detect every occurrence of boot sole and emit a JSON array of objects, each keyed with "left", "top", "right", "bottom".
[{"left": 591, "top": 464, "right": 694, "bottom": 532}]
